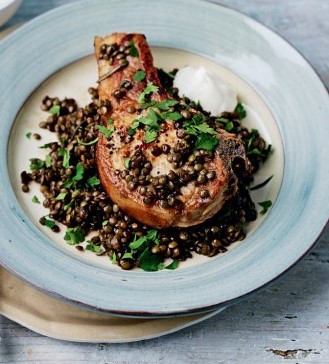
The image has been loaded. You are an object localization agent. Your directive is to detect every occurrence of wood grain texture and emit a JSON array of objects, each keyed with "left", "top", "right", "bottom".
[{"left": 1, "top": 0, "right": 328, "bottom": 363}]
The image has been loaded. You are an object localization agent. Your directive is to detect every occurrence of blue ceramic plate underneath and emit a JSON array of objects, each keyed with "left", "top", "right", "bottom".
[{"left": 0, "top": 0, "right": 328, "bottom": 317}]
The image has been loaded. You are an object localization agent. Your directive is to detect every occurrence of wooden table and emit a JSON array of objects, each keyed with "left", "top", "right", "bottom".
[{"left": 1, "top": 1, "right": 328, "bottom": 363}]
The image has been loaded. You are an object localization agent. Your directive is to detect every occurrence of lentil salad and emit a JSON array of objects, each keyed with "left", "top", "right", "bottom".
[{"left": 21, "top": 54, "right": 272, "bottom": 271}]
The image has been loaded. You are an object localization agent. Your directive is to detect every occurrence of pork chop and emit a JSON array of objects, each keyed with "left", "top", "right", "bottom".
[{"left": 95, "top": 33, "right": 251, "bottom": 229}]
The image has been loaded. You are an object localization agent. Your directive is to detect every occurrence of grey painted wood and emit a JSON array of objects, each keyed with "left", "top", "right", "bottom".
[{"left": 1, "top": 0, "right": 328, "bottom": 363}]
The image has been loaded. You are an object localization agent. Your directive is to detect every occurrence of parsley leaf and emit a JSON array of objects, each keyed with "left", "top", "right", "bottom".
[
  {"left": 55, "top": 192, "right": 67, "bottom": 201},
  {"left": 44, "top": 218, "right": 56, "bottom": 229},
  {"left": 58, "top": 148, "right": 70, "bottom": 168},
  {"left": 129, "top": 109, "right": 163, "bottom": 143},
  {"left": 86, "top": 241, "right": 102, "bottom": 254},
  {"left": 258, "top": 200, "right": 272, "bottom": 215},
  {"left": 32, "top": 195, "right": 40, "bottom": 204},
  {"left": 29, "top": 158, "right": 44, "bottom": 171},
  {"left": 77, "top": 137, "right": 99, "bottom": 146},
  {"left": 86, "top": 176, "right": 100, "bottom": 188},
  {"left": 26, "top": 132, "right": 32, "bottom": 139},
  {"left": 124, "top": 158, "right": 131, "bottom": 169},
  {"left": 144, "top": 129, "right": 158, "bottom": 143},
  {"left": 154, "top": 99, "right": 178, "bottom": 111},
  {"left": 39, "top": 142, "right": 53, "bottom": 149},
  {"left": 130, "top": 40, "right": 139, "bottom": 57},
  {"left": 64, "top": 227, "right": 85, "bottom": 245},
  {"left": 125, "top": 229, "right": 164, "bottom": 271},
  {"left": 133, "top": 69, "right": 146, "bottom": 82},
  {"left": 72, "top": 163, "right": 84, "bottom": 182},
  {"left": 165, "top": 259, "right": 179, "bottom": 270},
  {"left": 45, "top": 155, "right": 52, "bottom": 168},
  {"left": 138, "top": 82, "right": 159, "bottom": 103},
  {"left": 96, "top": 125, "right": 114, "bottom": 138},
  {"left": 235, "top": 103, "right": 247, "bottom": 119},
  {"left": 49, "top": 105, "right": 60, "bottom": 116},
  {"left": 194, "top": 134, "right": 219, "bottom": 151},
  {"left": 161, "top": 111, "right": 183, "bottom": 121},
  {"left": 139, "top": 248, "right": 164, "bottom": 271},
  {"left": 184, "top": 114, "right": 219, "bottom": 151}
]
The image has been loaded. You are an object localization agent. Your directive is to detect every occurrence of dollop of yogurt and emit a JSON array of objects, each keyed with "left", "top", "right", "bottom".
[{"left": 173, "top": 66, "right": 238, "bottom": 116}]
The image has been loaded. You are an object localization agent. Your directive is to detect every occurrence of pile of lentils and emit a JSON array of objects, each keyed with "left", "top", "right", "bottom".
[{"left": 20, "top": 70, "right": 269, "bottom": 271}]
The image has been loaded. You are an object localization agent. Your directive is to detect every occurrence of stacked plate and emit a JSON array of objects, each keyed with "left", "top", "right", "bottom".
[{"left": 0, "top": 0, "right": 328, "bottom": 342}]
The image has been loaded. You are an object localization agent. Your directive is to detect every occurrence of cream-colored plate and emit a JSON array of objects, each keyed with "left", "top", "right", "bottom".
[{"left": 0, "top": 267, "right": 221, "bottom": 342}]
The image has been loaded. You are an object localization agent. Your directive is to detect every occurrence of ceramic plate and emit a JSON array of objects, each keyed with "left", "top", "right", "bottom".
[
  {"left": 0, "top": 267, "right": 222, "bottom": 343},
  {"left": 0, "top": 0, "right": 328, "bottom": 317}
]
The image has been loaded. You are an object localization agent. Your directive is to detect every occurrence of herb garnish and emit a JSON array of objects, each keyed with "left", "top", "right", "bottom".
[
  {"left": 86, "top": 241, "right": 102, "bottom": 254},
  {"left": 32, "top": 195, "right": 40, "bottom": 204},
  {"left": 49, "top": 105, "right": 60, "bottom": 116},
  {"left": 64, "top": 227, "right": 85, "bottom": 245},
  {"left": 58, "top": 148, "right": 70, "bottom": 168},
  {"left": 138, "top": 82, "right": 159, "bottom": 103},
  {"left": 29, "top": 158, "right": 44, "bottom": 171},
  {"left": 55, "top": 192, "right": 67, "bottom": 201},
  {"left": 86, "top": 175, "right": 100, "bottom": 188},
  {"left": 235, "top": 103, "right": 247, "bottom": 119},
  {"left": 77, "top": 137, "right": 99, "bottom": 146},
  {"left": 45, "top": 155, "right": 52, "bottom": 168},
  {"left": 184, "top": 114, "right": 219, "bottom": 151},
  {"left": 26, "top": 132, "right": 32, "bottom": 139},
  {"left": 122, "top": 229, "right": 179, "bottom": 271},
  {"left": 44, "top": 218, "right": 56, "bottom": 229},
  {"left": 128, "top": 108, "right": 163, "bottom": 143},
  {"left": 133, "top": 69, "right": 146, "bottom": 82},
  {"left": 96, "top": 125, "right": 114, "bottom": 138},
  {"left": 129, "top": 40, "right": 139, "bottom": 57},
  {"left": 258, "top": 200, "right": 272, "bottom": 215},
  {"left": 124, "top": 158, "right": 131, "bottom": 169}
]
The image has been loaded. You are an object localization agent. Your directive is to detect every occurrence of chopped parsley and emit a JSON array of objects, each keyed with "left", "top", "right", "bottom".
[
  {"left": 96, "top": 125, "right": 114, "bottom": 138},
  {"left": 64, "top": 227, "right": 85, "bottom": 245},
  {"left": 39, "top": 142, "right": 53, "bottom": 149},
  {"left": 72, "top": 163, "right": 84, "bottom": 182},
  {"left": 123, "top": 229, "right": 179, "bottom": 271},
  {"left": 153, "top": 99, "right": 178, "bottom": 110},
  {"left": 235, "top": 102, "right": 247, "bottom": 119},
  {"left": 45, "top": 155, "right": 52, "bottom": 168},
  {"left": 44, "top": 218, "right": 56, "bottom": 229},
  {"left": 49, "top": 105, "right": 60, "bottom": 116},
  {"left": 258, "top": 200, "right": 272, "bottom": 215},
  {"left": 58, "top": 148, "right": 70, "bottom": 168},
  {"left": 32, "top": 195, "right": 40, "bottom": 204},
  {"left": 184, "top": 114, "right": 219, "bottom": 151},
  {"left": 86, "top": 241, "right": 102, "bottom": 254},
  {"left": 55, "top": 192, "right": 67, "bottom": 201},
  {"left": 129, "top": 40, "right": 139, "bottom": 57},
  {"left": 77, "top": 137, "right": 99, "bottom": 146},
  {"left": 124, "top": 158, "right": 131, "bottom": 169},
  {"left": 128, "top": 108, "right": 163, "bottom": 143},
  {"left": 138, "top": 82, "right": 159, "bottom": 103},
  {"left": 133, "top": 69, "right": 146, "bottom": 82},
  {"left": 29, "top": 158, "right": 44, "bottom": 171},
  {"left": 86, "top": 175, "right": 100, "bottom": 188},
  {"left": 26, "top": 132, "right": 32, "bottom": 139}
]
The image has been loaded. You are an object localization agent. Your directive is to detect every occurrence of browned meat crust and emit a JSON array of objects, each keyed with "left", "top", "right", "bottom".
[{"left": 95, "top": 33, "right": 250, "bottom": 229}]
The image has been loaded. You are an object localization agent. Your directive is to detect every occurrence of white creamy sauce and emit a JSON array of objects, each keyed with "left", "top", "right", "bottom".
[{"left": 173, "top": 66, "right": 238, "bottom": 116}]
